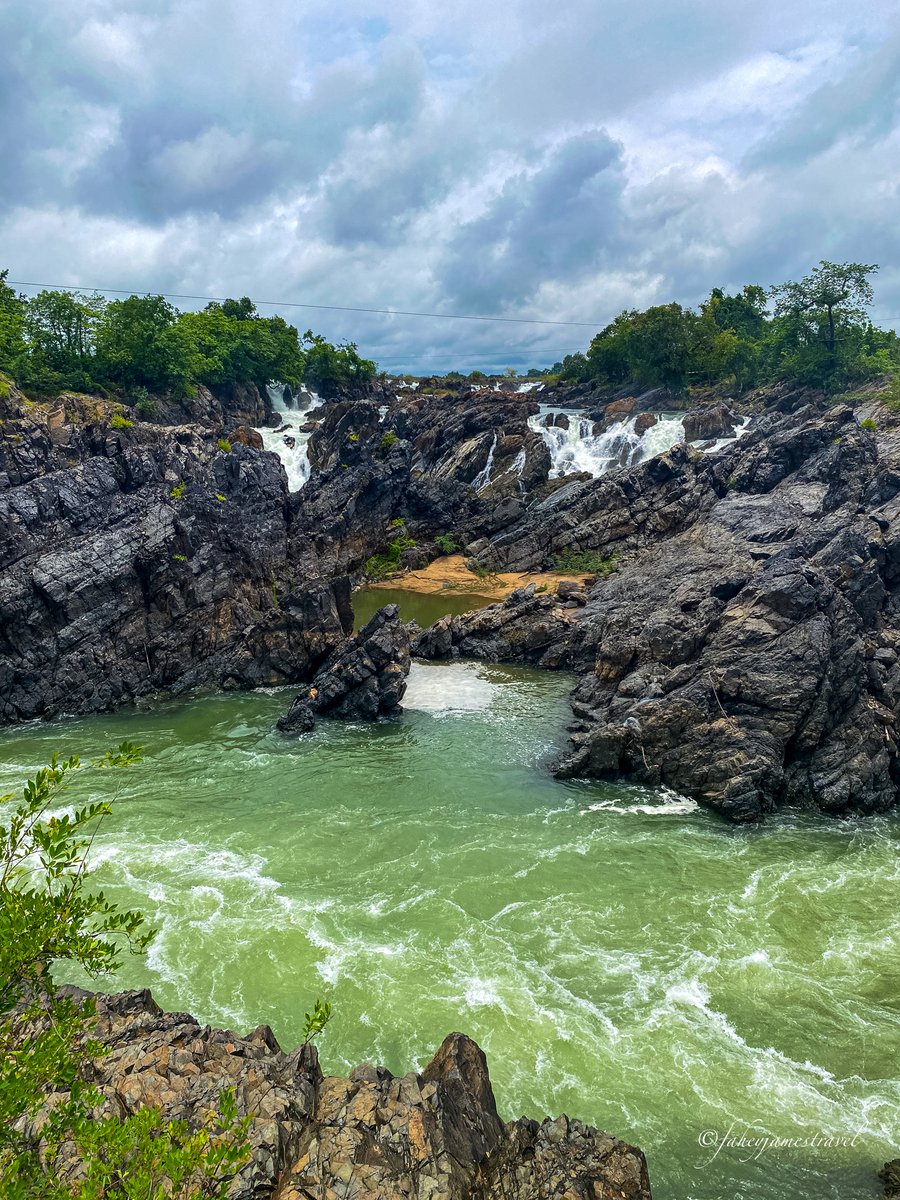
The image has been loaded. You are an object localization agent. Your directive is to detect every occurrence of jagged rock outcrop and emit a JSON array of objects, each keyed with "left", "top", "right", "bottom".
[
  {"left": 278, "top": 605, "right": 410, "bottom": 730},
  {"left": 45, "top": 989, "right": 651, "bottom": 1200},
  {"left": 411, "top": 585, "right": 574, "bottom": 667},
  {"left": 416, "top": 406, "right": 900, "bottom": 821},
  {"left": 681, "top": 403, "right": 739, "bottom": 443},
  {"left": 881, "top": 1158, "right": 900, "bottom": 1199},
  {"left": 0, "top": 396, "right": 348, "bottom": 722}
]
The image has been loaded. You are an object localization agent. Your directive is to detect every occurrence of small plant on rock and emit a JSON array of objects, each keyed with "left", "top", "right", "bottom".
[
  {"left": 550, "top": 550, "right": 618, "bottom": 575},
  {"left": 302, "top": 999, "right": 333, "bottom": 1046},
  {"left": 860, "top": 417, "right": 878, "bottom": 431},
  {"left": 110, "top": 413, "right": 133, "bottom": 430},
  {"left": 217, "top": 438, "right": 232, "bottom": 452},
  {"left": 169, "top": 481, "right": 186, "bottom": 500},
  {"left": 435, "top": 533, "right": 459, "bottom": 555},
  {"left": 378, "top": 431, "right": 398, "bottom": 453}
]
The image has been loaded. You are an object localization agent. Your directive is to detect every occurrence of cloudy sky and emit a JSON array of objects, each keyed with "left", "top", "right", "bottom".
[{"left": 2, "top": 0, "right": 899, "bottom": 372}]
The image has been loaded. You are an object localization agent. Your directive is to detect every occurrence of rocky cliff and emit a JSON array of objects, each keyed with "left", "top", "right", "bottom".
[
  {"left": 49, "top": 989, "right": 652, "bottom": 1200},
  {"left": 0, "top": 385, "right": 350, "bottom": 721},
  {"left": 421, "top": 403, "right": 900, "bottom": 821}
]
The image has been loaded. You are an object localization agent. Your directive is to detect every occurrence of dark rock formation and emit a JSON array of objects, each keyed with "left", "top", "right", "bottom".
[
  {"left": 278, "top": 605, "right": 410, "bottom": 730},
  {"left": 0, "top": 394, "right": 348, "bottom": 722},
  {"left": 43, "top": 989, "right": 651, "bottom": 1200},
  {"left": 682, "top": 403, "right": 739, "bottom": 443},
  {"left": 412, "top": 585, "right": 574, "bottom": 667},
  {"left": 416, "top": 406, "right": 900, "bottom": 821},
  {"left": 881, "top": 1158, "right": 900, "bottom": 1199}
]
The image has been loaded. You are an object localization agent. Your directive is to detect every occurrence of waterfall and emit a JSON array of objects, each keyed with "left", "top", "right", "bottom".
[
  {"left": 471, "top": 431, "right": 498, "bottom": 490},
  {"left": 700, "top": 415, "right": 752, "bottom": 454},
  {"left": 529, "top": 409, "right": 687, "bottom": 479},
  {"left": 256, "top": 384, "right": 323, "bottom": 491}
]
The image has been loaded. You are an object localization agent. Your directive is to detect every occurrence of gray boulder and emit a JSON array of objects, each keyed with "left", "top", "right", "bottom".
[{"left": 278, "top": 605, "right": 411, "bottom": 731}]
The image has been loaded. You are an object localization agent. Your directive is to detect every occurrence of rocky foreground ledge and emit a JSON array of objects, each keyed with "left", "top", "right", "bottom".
[{"left": 52, "top": 989, "right": 651, "bottom": 1199}]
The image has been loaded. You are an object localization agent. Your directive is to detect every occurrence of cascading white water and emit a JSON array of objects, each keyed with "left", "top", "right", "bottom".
[
  {"left": 528, "top": 408, "right": 687, "bottom": 478},
  {"left": 528, "top": 408, "right": 752, "bottom": 479},
  {"left": 472, "top": 434, "right": 501, "bottom": 489},
  {"left": 257, "top": 384, "right": 323, "bottom": 491}
]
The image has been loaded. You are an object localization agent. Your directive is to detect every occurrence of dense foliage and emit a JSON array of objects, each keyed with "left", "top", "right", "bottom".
[
  {"left": 0, "top": 272, "right": 376, "bottom": 401},
  {"left": 0, "top": 746, "right": 253, "bottom": 1197},
  {"left": 551, "top": 262, "right": 899, "bottom": 394}
]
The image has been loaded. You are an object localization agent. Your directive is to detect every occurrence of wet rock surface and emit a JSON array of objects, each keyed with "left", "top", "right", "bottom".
[
  {"left": 0, "top": 393, "right": 348, "bottom": 722},
  {"left": 417, "top": 405, "right": 900, "bottom": 821},
  {"left": 43, "top": 989, "right": 651, "bottom": 1200},
  {"left": 278, "top": 605, "right": 411, "bottom": 729}
]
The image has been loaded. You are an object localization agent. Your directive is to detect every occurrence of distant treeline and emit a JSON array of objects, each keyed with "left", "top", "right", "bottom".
[
  {"left": 550, "top": 262, "right": 900, "bottom": 394},
  {"left": 0, "top": 273, "right": 376, "bottom": 401}
]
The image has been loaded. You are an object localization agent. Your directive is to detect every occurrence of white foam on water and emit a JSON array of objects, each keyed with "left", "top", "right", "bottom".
[
  {"left": 403, "top": 662, "right": 497, "bottom": 714},
  {"left": 583, "top": 787, "right": 699, "bottom": 816},
  {"left": 701, "top": 414, "right": 752, "bottom": 454},
  {"left": 256, "top": 384, "right": 323, "bottom": 491},
  {"left": 528, "top": 408, "right": 687, "bottom": 478},
  {"left": 471, "top": 431, "right": 498, "bottom": 490}
]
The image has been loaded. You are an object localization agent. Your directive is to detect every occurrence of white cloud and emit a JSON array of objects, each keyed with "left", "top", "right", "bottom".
[{"left": 0, "top": 0, "right": 898, "bottom": 372}]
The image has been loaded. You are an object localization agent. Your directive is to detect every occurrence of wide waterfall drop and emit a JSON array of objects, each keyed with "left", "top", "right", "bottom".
[
  {"left": 256, "top": 384, "right": 323, "bottom": 491},
  {"left": 529, "top": 409, "right": 687, "bottom": 478},
  {"left": 529, "top": 407, "right": 751, "bottom": 479}
]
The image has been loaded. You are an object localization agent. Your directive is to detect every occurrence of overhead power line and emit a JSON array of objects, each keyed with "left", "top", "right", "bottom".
[{"left": 6, "top": 280, "right": 602, "bottom": 328}]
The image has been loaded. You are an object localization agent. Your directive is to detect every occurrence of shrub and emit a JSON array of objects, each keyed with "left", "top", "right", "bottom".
[
  {"left": 884, "top": 375, "right": 900, "bottom": 411},
  {"left": 217, "top": 438, "right": 232, "bottom": 452},
  {"left": 0, "top": 745, "right": 253, "bottom": 1197},
  {"left": 550, "top": 550, "right": 618, "bottom": 575},
  {"left": 169, "top": 481, "right": 186, "bottom": 500},
  {"left": 860, "top": 417, "right": 878, "bottom": 431},
  {"left": 378, "top": 431, "right": 398, "bottom": 453},
  {"left": 365, "top": 532, "right": 417, "bottom": 579},
  {"left": 109, "top": 413, "right": 133, "bottom": 429},
  {"left": 435, "top": 533, "right": 459, "bottom": 555}
]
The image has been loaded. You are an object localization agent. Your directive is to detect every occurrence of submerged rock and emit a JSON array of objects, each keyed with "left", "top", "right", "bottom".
[
  {"left": 40, "top": 988, "right": 652, "bottom": 1200},
  {"left": 278, "top": 605, "right": 411, "bottom": 730}
]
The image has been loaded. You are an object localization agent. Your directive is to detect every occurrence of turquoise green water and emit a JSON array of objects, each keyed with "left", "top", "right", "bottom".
[
  {"left": 352, "top": 585, "right": 491, "bottom": 628},
  {"left": 1, "top": 661, "right": 897, "bottom": 1199}
]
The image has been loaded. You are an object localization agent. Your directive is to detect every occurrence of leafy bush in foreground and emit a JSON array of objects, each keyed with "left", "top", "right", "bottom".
[{"left": 0, "top": 744, "right": 252, "bottom": 1197}]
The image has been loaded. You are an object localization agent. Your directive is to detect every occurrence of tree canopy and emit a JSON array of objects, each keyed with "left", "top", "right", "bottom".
[
  {"left": 553, "top": 262, "right": 897, "bottom": 393},
  {"left": 0, "top": 280, "right": 377, "bottom": 400}
]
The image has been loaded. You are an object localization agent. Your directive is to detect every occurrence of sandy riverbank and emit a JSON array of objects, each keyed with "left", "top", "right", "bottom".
[{"left": 366, "top": 554, "right": 589, "bottom": 603}]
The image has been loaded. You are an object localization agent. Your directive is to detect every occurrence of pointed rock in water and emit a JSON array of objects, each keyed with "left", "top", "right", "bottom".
[
  {"left": 29, "top": 989, "right": 652, "bottom": 1200},
  {"left": 277, "top": 604, "right": 411, "bottom": 730}
]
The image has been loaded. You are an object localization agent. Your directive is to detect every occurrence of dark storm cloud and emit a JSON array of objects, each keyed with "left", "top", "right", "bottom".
[
  {"left": 1, "top": 0, "right": 898, "bottom": 373},
  {"left": 440, "top": 132, "right": 627, "bottom": 309}
]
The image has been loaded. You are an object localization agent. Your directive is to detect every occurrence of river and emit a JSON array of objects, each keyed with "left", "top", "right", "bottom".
[{"left": 0, "top": 661, "right": 896, "bottom": 1198}]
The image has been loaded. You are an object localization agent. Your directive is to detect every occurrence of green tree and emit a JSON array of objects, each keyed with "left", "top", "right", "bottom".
[
  {"left": 624, "top": 303, "right": 696, "bottom": 392},
  {"left": 21, "top": 290, "right": 105, "bottom": 391},
  {"left": 0, "top": 745, "right": 252, "bottom": 1198},
  {"left": 301, "top": 333, "right": 376, "bottom": 396},
  {"left": 95, "top": 295, "right": 195, "bottom": 394},
  {"left": 0, "top": 270, "right": 26, "bottom": 377},
  {"left": 769, "top": 260, "right": 878, "bottom": 387}
]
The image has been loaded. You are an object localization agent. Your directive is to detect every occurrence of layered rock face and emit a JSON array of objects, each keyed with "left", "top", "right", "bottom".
[
  {"left": 51, "top": 989, "right": 651, "bottom": 1200},
  {"left": 0, "top": 390, "right": 348, "bottom": 721},
  {"left": 278, "top": 605, "right": 411, "bottom": 731},
  {"left": 425, "top": 406, "right": 900, "bottom": 821}
]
